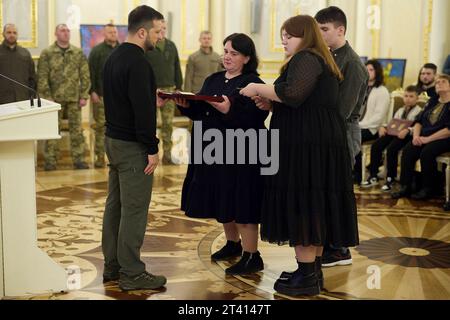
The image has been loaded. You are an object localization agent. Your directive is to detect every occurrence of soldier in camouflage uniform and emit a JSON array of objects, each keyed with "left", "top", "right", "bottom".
[
  {"left": 38, "top": 24, "right": 91, "bottom": 171},
  {"left": 145, "top": 20, "right": 183, "bottom": 164},
  {"left": 88, "top": 24, "right": 119, "bottom": 168}
]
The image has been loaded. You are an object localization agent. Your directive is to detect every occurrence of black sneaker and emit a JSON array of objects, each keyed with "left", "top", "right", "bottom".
[
  {"left": 119, "top": 271, "right": 167, "bottom": 291},
  {"left": 279, "top": 257, "right": 324, "bottom": 290},
  {"left": 322, "top": 248, "right": 352, "bottom": 267},
  {"left": 225, "top": 251, "right": 264, "bottom": 275},
  {"left": 381, "top": 177, "right": 395, "bottom": 192},
  {"left": 103, "top": 272, "right": 120, "bottom": 283},
  {"left": 211, "top": 240, "right": 242, "bottom": 261},
  {"left": 360, "top": 176, "right": 379, "bottom": 188}
]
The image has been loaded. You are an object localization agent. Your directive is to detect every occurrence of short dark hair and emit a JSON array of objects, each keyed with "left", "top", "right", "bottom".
[
  {"left": 315, "top": 6, "right": 347, "bottom": 34},
  {"left": 422, "top": 63, "right": 438, "bottom": 73},
  {"left": 366, "top": 59, "right": 385, "bottom": 87},
  {"left": 128, "top": 5, "right": 164, "bottom": 34},
  {"left": 405, "top": 85, "right": 419, "bottom": 94},
  {"left": 223, "top": 33, "right": 259, "bottom": 75}
]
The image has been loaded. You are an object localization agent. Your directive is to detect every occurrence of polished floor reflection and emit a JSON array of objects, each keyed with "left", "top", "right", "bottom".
[{"left": 6, "top": 162, "right": 450, "bottom": 300}]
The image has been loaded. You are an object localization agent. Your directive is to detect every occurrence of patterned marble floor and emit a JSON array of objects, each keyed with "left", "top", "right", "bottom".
[{"left": 6, "top": 163, "right": 450, "bottom": 300}]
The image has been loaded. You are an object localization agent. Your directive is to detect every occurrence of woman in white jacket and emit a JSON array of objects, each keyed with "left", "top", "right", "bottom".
[{"left": 354, "top": 59, "right": 390, "bottom": 184}]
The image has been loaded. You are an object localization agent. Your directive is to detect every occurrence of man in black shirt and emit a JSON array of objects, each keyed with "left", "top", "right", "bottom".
[
  {"left": 417, "top": 63, "right": 438, "bottom": 100},
  {"left": 102, "top": 5, "right": 167, "bottom": 291}
]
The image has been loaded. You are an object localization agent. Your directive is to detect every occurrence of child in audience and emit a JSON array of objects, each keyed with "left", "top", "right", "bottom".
[{"left": 361, "top": 85, "right": 422, "bottom": 191}]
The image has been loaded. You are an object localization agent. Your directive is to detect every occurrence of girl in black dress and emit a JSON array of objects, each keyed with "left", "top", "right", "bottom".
[
  {"left": 240, "top": 15, "right": 359, "bottom": 296},
  {"left": 174, "top": 34, "right": 269, "bottom": 275}
]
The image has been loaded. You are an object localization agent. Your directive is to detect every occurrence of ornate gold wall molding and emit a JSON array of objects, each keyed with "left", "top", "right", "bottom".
[
  {"left": 370, "top": 0, "right": 381, "bottom": 58},
  {"left": 270, "top": 0, "right": 302, "bottom": 53},
  {"left": 423, "top": 0, "right": 433, "bottom": 63},
  {"left": 0, "top": 0, "right": 38, "bottom": 48}
]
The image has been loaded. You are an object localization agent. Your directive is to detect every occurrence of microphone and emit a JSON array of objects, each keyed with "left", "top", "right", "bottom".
[{"left": 0, "top": 72, "right": 41, "bottom": 108}]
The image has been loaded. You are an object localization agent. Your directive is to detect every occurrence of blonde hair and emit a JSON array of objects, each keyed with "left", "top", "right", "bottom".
[{"left": 280, "top": 15, "right": 343, "bottom": 81}]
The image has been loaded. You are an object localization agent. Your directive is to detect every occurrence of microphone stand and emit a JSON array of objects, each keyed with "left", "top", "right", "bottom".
[{"left": 0, "top": 72, "right": 42, "bottom": 108}]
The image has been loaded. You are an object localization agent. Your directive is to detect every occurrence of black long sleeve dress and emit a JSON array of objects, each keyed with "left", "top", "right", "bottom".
[
  {"left": 261, "top": 50, "right": 359, "bottom": 248},
  {"left": 178, "top": 71, "right": 269, "bottom": 224}
]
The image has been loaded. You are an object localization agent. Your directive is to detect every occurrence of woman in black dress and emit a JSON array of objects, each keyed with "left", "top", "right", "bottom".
[
  {"left": 174, "top": 34, "right": 269, "bottom": 275},
  {"left": 240, "top": 15, "right": 359, "bottom": 296}
]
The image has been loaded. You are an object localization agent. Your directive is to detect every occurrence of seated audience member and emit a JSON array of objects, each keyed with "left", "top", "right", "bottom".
[
  {"left": 354, "top": 59, "right": 390, "bottom": 184},
  {"left": 361, "top": 85, "right": 422, "bottom": 191},
  {"left": 392, "top": 74, "right": 450, "bottom": 200},
  {"left": 417, "top": 63, "right": 438, "bottom": 99}
]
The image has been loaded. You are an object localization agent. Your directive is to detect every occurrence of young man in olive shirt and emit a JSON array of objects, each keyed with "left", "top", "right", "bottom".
[
  {"left": 102, "top": 5, "right": 167, "bottom": 291},
  {"left": 315, "top": 7, "right": 369, "bottom": 268}
]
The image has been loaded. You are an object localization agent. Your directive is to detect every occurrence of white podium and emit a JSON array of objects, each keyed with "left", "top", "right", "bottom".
[{"left": 0, "top": 99, "right": 67, "bottom": 297}]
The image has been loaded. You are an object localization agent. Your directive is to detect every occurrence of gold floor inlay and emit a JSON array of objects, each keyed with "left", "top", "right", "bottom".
[{"left": 3, "top": 165, "right": 449, "bottom": 300}]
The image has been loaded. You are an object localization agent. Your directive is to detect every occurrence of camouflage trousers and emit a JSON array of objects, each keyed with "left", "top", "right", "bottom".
[
  {"left": 92, "top": 98, "right": 106, "bottom": 165},
  {"left": 158, "top": 87, "right": 176, "bottom": 161},
  {"left": 44, "top": 101, "right": 86, "bottom": 165}
]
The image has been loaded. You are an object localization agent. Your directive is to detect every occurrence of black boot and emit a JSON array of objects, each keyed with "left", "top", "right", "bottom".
[
  {"left": 279, "top": 257, "right": 324, "bottom": 290},
  {"left": 225, "top": 251, "right": 264, "bottom": 275},
  {"left": 411, "top": 188, "right": 434, "bottom": 200},
  {"left": 274, "top": 262, "right": 320, "bottom": 296},
  {"left": 211, "top": 240, "right": 242, "bottom": 261},
  {"left": 316, "top": 257, "right": 324, "bottom": 290},
  {"left": 391, "top": 185, "right": 411, "bottom": 199}
]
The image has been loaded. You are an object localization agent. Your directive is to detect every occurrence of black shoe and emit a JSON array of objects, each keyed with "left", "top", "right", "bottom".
[
  {"left": 391, "top": 185, "right": 411, "bottom": 199},
  {"left": 274, "top": 264, "right": 320, "bottom": 296},
  {"left": 103, "top": 265, "right": 120, "bottom": 283},
  {"left": 360, "top": 176, "right": 379, "bottom": 188},
  {"left": 444, "top": 202, "right": 450, "bottom": 211},
  {"left": 225, "top": 251, "right": 264, "bottom": 275},
  {"left": 103, "top": 272, "right": 120, "bottom": 283},
  {"left": 119, "top": 271, "right": 167, "bottom": 291},
  {"left": 211, "top": 240, "right": 242, "bottom": 261},
  {"left": 279, "top": 257, "right": 324, "bottom": 290},
  {"left": 322, "top": 248, "right": 352, "bottom": 267},
  {"left": 381, "top": 177, "right": 395, "bottom": 192},
  {"left": 74, "top": 161, "right": 89, "bottom": 170},
  {"left": 411, "top": 188, "right": 434, "bottom": 200}
]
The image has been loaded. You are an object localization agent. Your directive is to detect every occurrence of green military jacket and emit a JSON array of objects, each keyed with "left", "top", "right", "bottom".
[
  {"left": 88, "top": 41, "right": 118, "bottom": 96},
  {"left": 145, "top": 39, "right": 183, "bottom": 89},
  {"left": 184, "top": 48, "right": 222, "bottom": 93},
  {"left": 38, "top": 43, "right": 91, "bottom": 102}
]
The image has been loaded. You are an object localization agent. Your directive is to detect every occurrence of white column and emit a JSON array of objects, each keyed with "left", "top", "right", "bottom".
[
  {"left": 429, "top": 0, "right": 450, "bottom": 69},
  {"left": 224, "top": 0, "right": 251, "bottom": 36},
  {"left": 210, "top": 0, "right": 226, "bottom": 50},
  {"left": 354, "top": 0, "right": 372, "bottom": 58}
]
